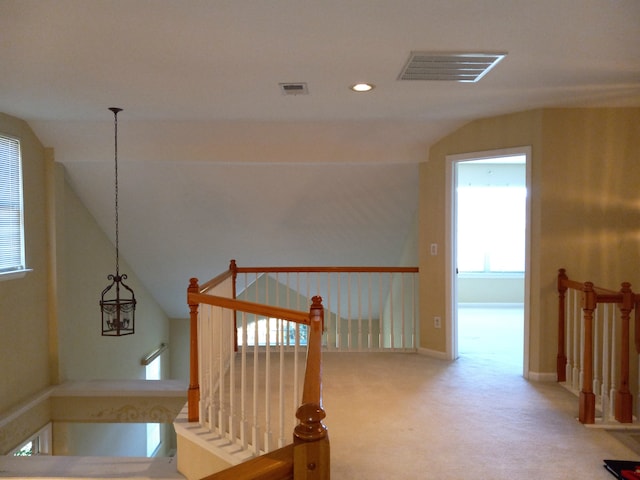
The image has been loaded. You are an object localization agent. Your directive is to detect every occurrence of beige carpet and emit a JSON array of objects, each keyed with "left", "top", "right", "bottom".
[{"left": 323, "top": 351, "right": 638, "bottom": 479}]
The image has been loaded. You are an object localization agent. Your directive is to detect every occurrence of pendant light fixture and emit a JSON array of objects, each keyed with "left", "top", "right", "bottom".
[{"left": 100, "top": 107, "right": 136, "bottom": 336}]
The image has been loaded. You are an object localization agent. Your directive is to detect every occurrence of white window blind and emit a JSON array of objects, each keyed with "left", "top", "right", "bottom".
[{"left": 0, "top": 135, "right": 26, "bottom": 274}]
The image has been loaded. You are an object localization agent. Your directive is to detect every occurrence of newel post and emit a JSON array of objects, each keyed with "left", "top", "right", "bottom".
[
  {"left": 579, "top": 282, "right": 596, "bottom": 424},
  {"left": 557, "top": 269, "right": 568, "bottom": 382},
  {"left": 188, "top": 277, "right": 200, "bottom": 422},
  {"left": 294, "top": 296, "right": 330, "bottom": 480},
  {"left": 615, "top": 282, "right": 634, "bottom": 423},
  {"left": 230, "top": 259, "right": 239, "bottom": 352}
]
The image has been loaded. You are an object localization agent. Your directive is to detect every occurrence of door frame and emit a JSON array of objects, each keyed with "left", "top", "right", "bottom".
[{"left": 444, "top": 146, "right": 532, "bottom": 377}]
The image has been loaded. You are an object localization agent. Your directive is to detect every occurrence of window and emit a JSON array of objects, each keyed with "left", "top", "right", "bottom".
[
  {"left": 457, "top": 186, "right": 526, "bottom": 273},
  {"left": 237, "top": 317, "right": 307, "bottom": 347},
  {"left": 0, "top": 135, "right": 27, "bottom": 278},
  {"left": 10, "top": 424, "right": 51, "bottom": 456},
  {"left": 145, "top": 356, "right": 161, "bottom": 456}
]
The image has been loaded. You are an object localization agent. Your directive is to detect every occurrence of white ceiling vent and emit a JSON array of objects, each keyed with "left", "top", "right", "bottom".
[
  {"left": 399, "top": 52, "right": 506, "bottom": 82},
  {"left": 279, "top": 82, "right": 309, "bottom": 95}
]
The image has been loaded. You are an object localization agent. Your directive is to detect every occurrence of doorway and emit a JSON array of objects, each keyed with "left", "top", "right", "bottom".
[{"left": 446, "top": 147, "right": 530, "bottom": 375}]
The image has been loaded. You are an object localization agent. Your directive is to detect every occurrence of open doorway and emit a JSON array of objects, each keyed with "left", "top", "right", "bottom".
[{"left": 446, "top": 147, "right": 530, "bottom": 374}]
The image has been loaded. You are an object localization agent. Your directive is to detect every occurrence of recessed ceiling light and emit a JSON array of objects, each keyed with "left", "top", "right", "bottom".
[{"left": 350, "top": 83, "right": 375, "bottom": 92}]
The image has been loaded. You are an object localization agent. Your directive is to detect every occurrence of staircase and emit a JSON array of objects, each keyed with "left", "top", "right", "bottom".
[{"left": 177, "top": 269, "right": 329, "bottom": 479}]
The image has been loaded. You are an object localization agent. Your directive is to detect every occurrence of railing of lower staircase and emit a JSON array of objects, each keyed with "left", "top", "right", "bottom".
[
  {"left": 557, "top": 268, "right": 640, "bottom": 425},
  {"left": 188, "top": 263, "right": 329, "bottom": 478},
  {"left": 187, "top": 260, "right": 417, "bottom": 478}
]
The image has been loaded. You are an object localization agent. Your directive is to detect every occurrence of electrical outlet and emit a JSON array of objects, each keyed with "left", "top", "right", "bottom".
[{"left": 434, "top": 316, "right": 441, "bottom": 328}]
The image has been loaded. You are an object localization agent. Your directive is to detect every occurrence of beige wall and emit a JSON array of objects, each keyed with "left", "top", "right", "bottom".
[
  {"left": 0, "top": 112, "right": 173, "bottom": 454},
  {"left": 457, "top": 276, "right": 524, "bottom": 304},
  {"left": 419, "top": 107, "right": 640, "bottom": 377},
  {"left": 0, "top": 113, "right": 50, "bottom": 414},
  {"left": 58, "top": 180, "right": 171, "bottom": 381}
]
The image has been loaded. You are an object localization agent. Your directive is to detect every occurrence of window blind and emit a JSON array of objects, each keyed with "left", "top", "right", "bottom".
[{"left": 0, "top": 135, "right": 25, "bottom": 274}]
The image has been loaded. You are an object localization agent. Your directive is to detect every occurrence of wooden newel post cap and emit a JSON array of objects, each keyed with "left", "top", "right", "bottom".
[
  {"left": 294, "top": 403, "right": 327, "bottom": 442},
  {"left": 311, "top": 295, "right": 323, "bottom": 311}
]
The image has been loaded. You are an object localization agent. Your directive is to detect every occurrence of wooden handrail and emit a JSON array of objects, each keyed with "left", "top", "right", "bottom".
[
  {"left": 236, "top": 265, "right": 418, "bottom": 274},
  {"left": 297, "top": 296, "right": 325, "bottom": 411},
  {"left": 196, "top": 261, "right": 419, "bottom": 291},
  {"left": 200, "top": 260, "right": 237, "bottom": 293},
  {"left": 201, "top": 444, "right": 294, "bottom": 480},
  {"left": 188, "top": 292, "right": 311, "bottom": 325}
]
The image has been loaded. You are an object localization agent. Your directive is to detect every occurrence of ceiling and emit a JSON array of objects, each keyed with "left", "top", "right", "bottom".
[{"left": 1, "top": 1, "right": 639, "bottom": 318}]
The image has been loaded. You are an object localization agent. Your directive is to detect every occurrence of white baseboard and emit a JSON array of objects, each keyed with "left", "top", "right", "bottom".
[
  {"left": 417, "top": 347, "right": 450, "bottom": 361},
  {"left": 527, "top": 371, "right": 557, "bottom": 382}
]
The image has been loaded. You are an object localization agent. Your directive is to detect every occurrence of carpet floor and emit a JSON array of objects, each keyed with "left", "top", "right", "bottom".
[{"left": 324, "top": 306, "right": 638, "bottom": 479}]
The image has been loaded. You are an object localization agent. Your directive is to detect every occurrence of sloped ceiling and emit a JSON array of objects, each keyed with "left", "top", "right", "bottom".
[{"left": 1, "top": 1, "right": 639, "bottom": 317}]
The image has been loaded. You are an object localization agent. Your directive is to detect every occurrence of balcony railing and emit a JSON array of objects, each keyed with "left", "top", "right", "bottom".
[
  {"left": 557, "top": 268, "right": 640, "bottom": 424},
  {"left": 184, "top": 260, "right": 418, "bottom": 478}
]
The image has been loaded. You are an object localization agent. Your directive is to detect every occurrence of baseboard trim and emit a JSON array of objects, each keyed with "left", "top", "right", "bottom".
[
  {"left": 417, "top": 347, "right": 450, "bottom": 360},
  {"left": 527, "top": 371, "right": 557, "bottom": 382}
]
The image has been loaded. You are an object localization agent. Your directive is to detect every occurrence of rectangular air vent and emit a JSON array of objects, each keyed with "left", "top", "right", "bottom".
[
  {"left": 399, "top": 52, "right": 506, "bottom": 82},
  {"left": 279, "top": 82, "right": 309, "bottom": 95}
]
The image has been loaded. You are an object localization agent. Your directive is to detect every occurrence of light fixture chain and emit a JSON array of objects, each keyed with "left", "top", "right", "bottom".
[{"left": 110, "top": 107, "right": 122, "bottom": 277}]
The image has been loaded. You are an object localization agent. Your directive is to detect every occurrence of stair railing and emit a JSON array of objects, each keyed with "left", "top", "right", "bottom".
[
  {"left": 231, "top": 261, "right": 419, "bottom": 352},
  {"left": 197, "top": 295, "right": 328, "bottom": 480},
  {"left": 187, "top": 265, "right": 329, "bottom": 476},
  {"left": 557, "top": 268, "right": 640, "bottom": 424}
]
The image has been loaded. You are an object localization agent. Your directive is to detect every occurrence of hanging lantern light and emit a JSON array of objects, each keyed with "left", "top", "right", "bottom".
[{"left": 100, "top": 107, "right": 136, "bottom": 336}]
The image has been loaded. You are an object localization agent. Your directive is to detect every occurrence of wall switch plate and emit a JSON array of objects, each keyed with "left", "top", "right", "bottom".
[
  {"left": 430, "top": 243, "right": 438, "bottom": 256},
  {"left": 434, "top": 316, "right": 441, "bottom": 328}
]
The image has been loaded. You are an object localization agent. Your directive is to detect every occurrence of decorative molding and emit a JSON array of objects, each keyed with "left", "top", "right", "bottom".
[
  {"left": 0, "top": 381, "right": 187, "bottom": 454},
  {"left": 0, "top": 395, "right": 51, "bottom": 455},
  {"left": 50, "top": 397, "right": 185, "bottom": 423}
]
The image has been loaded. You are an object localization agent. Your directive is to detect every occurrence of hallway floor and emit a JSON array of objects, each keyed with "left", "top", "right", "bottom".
[
  {"left": 458, "top": 304, "right": 524, "bottom": 371},
  {"left": 325, "top": 305, "right": 637, "bottom": 479}
]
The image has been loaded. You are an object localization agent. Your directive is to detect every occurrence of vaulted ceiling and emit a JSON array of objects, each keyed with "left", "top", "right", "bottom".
[{"left": 1, "top": 1, "right": 639, "bottom": 317}]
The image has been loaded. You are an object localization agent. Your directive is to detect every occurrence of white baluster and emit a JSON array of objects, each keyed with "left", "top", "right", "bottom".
[
  {"left": 218, "top": 306, "right": 226, "bottom": 435},
  {"left": 401, "top": 273, "right": 406, "bottom": 349},
  {"left": 593, "top": 306, "right": 600, "bottom": 412},
  {"left": 601, "top": 304, "right": 610, "bottom": 422},
  {"left": 347, "top": 272, "right": 353, "bottom": 350},
  {"left": 389, "top": 273, "right": 396, "bottom": 350},
  {"left": 564, "top": 288, "right": 572, "bottom": 385},
  {"left": 252, "top": 309, "right": 260, "bottom": 455},
  {"left": 337, "top": 273, "right": 342, "bottom": 350},
  {"left": 379, "top": 272, "right": 384, "bottom": 349},
  {"left": 264, "top": 315, "right": 272, "bottom": 452},
  {"left": 293, "top": 320, "right": 300, "bottom": 427},
  {"left": 198, "top": 304, "right": 205, "bottom": 425},
  {"left": 228, "top": 307, "right": 236, "bottom": 443},
  {"left": 610, "top": 308, "right": 618, "bottom": 419},
  {"left": 573, "top": 291, "right": 581, "bottom": 391},
  {"left": 279, "top": 318, "right": 286, "bottom": 448},
  {"left": 368, "top": 272, "right": 373, "bottom": 350},
  {"left": 240, "top": 311, "right": 248, "bottom": 451}
]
